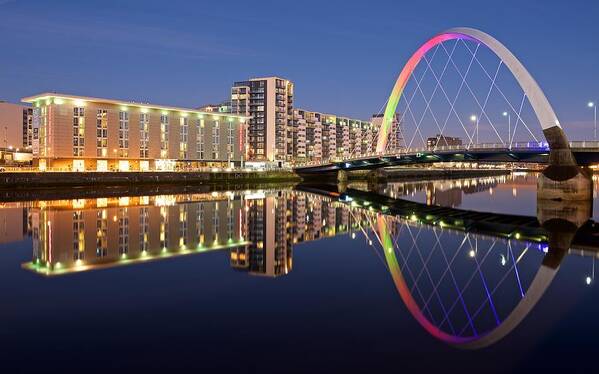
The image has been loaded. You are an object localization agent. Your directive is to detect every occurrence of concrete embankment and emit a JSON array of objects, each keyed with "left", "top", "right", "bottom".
[
  {"left": 0, "top": 170, "right": 301, "bottom": 189},
  {"left": 0, "top": 168, "right": 508, "bottom": 198}
]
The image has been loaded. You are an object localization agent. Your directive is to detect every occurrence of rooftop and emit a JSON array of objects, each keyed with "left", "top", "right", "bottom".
[{"left": 21, "top": 92, "right": 250, "bottom": 119}]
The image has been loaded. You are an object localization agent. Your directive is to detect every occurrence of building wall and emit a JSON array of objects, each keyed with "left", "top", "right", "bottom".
[{"left": 0, "top": 102, "right": 29, "bottom": 149}]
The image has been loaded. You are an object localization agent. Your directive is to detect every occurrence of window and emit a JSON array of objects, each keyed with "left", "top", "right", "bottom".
[
  {"left": 118, "top": 111, "right": 129, "bottom": 157},
  {"left": 39, "top": 106, "right": 48, "bottom": 157},
  {"left": 139, "top": 113, "right": 149, "bottom": 158},
  {"left": 197, "top": 119, "right": 205, "bottom": 159},
  {"left": 73, "top": 107, "right": 85, "bottom": 157},
  {"left": 227, "top": 121, "right": 234, "bottom": 154},
  {"left": 179, "top": 117, "right": 188, "bottom": 159},
  {"left": 160, "top": 114, "right": 169, "bottom": 158},
  {"left": 212, "top": 121, "right": 220, "bottom": 159},
  {"left": 96, "top": 109, "right": 108, "bottom": 157}
]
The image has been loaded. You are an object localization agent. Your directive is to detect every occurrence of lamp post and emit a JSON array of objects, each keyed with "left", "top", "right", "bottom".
[
  {"left": 589, "top": 102, "right": 597, "bottom": 141},
  {"left": 470, "top": 115, "right": 477, "bottom": 145},
  {"left": 503, "top": 111, "right": 511, "bottom": 147}
]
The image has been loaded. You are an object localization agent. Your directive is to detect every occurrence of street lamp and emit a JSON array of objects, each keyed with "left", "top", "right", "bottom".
[
  {"left": 503, "top": 111, "right": 511, "bottom": 147},
  {"left": 589, "top": 101, "right": 597, "bottom": 141},
  {"left": 470, "top": 115, "right": 478, "bottom": 145}
]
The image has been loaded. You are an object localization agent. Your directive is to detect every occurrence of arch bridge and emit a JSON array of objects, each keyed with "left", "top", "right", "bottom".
[{"left": 295, "top": 28, "right": 593, "bottom": 200}]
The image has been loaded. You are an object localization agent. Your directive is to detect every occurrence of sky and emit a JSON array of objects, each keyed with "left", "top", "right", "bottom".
[{"left": 0, "top": 0, "right": 598, "bottom": 139}]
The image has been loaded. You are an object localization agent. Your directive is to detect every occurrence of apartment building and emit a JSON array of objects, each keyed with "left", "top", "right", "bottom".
[
  {"left": 231, "top": 77, "right": 294, "bottom": 164},
  {"left": 426, "top": 134, "right": 463, "bottom": 149},
  {"left": 370, "top": 113, "right": 403, "bottom": 153},
  {"left": 21, "top": 93, "right": 249, "bottom": 171},
  {"left": 292, "top": 109, "right": 398, "bottom": 163},
  {"left": 228, "top": 77, "right": 403, "bottom": 164}
]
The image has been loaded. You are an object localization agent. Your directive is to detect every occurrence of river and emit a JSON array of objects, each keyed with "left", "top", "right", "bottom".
[{"left": 0, "top": 172, "right": 598, "bottom": 372}]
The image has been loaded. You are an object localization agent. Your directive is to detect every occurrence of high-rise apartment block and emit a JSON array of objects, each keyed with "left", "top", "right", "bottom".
[{"left": 231, "top": 77, "right": 294, "bottom": 164}]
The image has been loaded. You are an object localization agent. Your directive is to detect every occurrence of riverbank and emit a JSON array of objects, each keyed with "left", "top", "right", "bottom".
[
  {"left": 0, "top": 168, "right": 512, "bottom": 195},
  {"left": 0, "top": 167, "right": 518, "bottom": 202},
  {"left": 0, "top": 170, "right": 301, "bottom": 190}
]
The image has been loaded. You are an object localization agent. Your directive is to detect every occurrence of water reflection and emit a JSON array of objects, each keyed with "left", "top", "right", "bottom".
[
  {"left": 1, "top": 174, "right": 598, "bottom": 350},
  {"left": 19, "top": 190, "right": 366, "bottom": 277}
]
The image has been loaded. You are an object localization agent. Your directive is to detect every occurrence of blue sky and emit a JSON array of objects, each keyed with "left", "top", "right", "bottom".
[{"left": 1, "top": 0, "right": 598, "bottom": 138}]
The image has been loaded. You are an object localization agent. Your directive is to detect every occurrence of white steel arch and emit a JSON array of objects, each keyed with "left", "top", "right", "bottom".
[{"left": 377, "top": 27, "right": 564, "bottom": 153}]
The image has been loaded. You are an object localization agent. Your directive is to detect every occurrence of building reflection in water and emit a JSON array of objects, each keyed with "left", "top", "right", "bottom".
[
  {"left": 26, "top": 193, "right": 248, "bottom": 275},
  {"left": 0, "top": 172, "right": 589, "bottom": 281},
  {"left": 20, "top": 190, "right": 371, "bottom": 277}
]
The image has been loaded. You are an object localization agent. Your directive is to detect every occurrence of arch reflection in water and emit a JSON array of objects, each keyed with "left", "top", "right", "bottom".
[
  {"left": 319, "top": 180, "right": 596, "bottom": 350},
  {"left": 375, "top": 214, "right": 556, "bottom": 349}
]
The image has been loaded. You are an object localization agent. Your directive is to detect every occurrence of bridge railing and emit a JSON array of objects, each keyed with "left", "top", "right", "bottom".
[{"left": 569, "top": 141, "right": 599, "bottom": 149}]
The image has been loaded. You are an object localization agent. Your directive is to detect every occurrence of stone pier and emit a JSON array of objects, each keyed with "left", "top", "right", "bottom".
[{"left": 538, "top": 126, "right": 593, "bottom": 201}]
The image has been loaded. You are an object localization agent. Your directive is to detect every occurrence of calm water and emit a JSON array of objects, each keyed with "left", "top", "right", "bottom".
[{"left": 1, "top": 173, "right": 598, "bottom": 373}]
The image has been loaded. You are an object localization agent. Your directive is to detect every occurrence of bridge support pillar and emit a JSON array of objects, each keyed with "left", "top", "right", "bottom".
[
  {"left": 337, "top": 170, "right": 348, "bottom": 184},
  {"left": 337, "top": 170, "right": 348, "bottom": 194},
  {"left": 367, "top": 169, "right": 388, "bottom": 194},
  {"left": 537, "top": 167, "right": 592, "bottom": 201},
  {"left": 538, "top": 126, "right": 593, "bottom": 201},
  {"left": 367, "top": 169, "right": 388, "bottom": 184}
]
